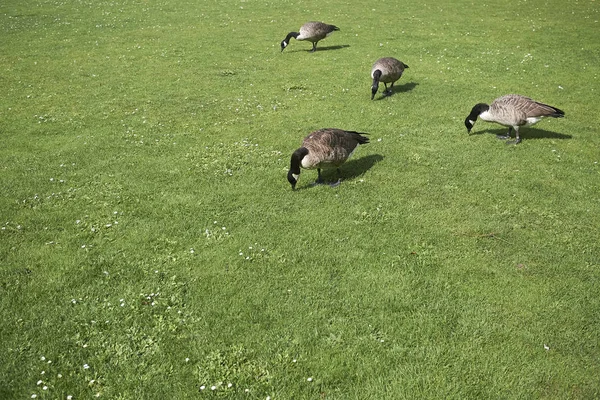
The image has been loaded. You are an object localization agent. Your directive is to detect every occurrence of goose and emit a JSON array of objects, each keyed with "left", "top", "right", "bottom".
[
  {"left": 371, "top": 57, "right": 409, "bottom": 100},
  {"left": 281, "top": 22, "right": 340, "bottom": 53},
  {"left": 287, "top": 128, "right": 369, "bottom": 190},
  {"left": 465, "top": 94, "right": 565, "bottom": 144}
]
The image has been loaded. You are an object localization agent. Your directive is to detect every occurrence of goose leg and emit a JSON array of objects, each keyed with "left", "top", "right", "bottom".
[
  {"left": 315, "top": 168, "right": 324, "bottom": 184},
  {"left": 496, "top": 127, "right": 513, "bottom": 140},
  {"left": 383, "top": 83, "right": 390, "bottom": 96},
  {"left": 330, "top": 168, "right": 342, "bottom": 187},
  {"left": 506, "top": 127, "right": 522, "bottom": 145},
  {"left": 310, "top": 42, "right": 317, "bottom": 52}
]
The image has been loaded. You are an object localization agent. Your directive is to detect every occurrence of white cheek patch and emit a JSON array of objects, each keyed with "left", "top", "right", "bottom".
[
  {"left": 292, "top": 173, "right": 299, "bottom": 181},
  {"left": 282, "top": 41, "right": 288, "bottom": 47},
  {"left": 469, "top": 120, "right": 475, "bottom": 126}
]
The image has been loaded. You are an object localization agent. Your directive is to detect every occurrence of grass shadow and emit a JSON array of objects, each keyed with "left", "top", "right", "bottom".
[
  {"left": 472, "top": 127, "right": 572, "bottom": 141},
  {"left": 342, "top": 154, "right": 384, "bottom": 180},
  {"left": 301, "top": 154, "right": 384, "bottom": 189},
  {"left": 374, "top": 82, "right": 418, "bottom": 100},
  {"left": 391, "top": 81, "right": 418, "bottom": 94},
  {"left": 284, "top": 44, "right": 350, "bottom": 53},
  {"left": 315, "top": 44, "right": 350, "bottom": 51}
]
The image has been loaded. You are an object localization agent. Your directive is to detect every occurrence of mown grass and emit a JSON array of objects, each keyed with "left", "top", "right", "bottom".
[{"left": 1, "top": 0, "right": 599, "bottom": 399}]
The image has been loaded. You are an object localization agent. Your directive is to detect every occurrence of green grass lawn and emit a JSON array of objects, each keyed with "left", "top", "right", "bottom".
[{"left": 1, "top": 0, "right": 599, "bottom": 398}]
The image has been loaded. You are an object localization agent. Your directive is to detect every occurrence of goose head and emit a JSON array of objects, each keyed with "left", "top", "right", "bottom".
[
  {"left": 465, "top": 103, "right": 489, "bottom": 134},
  {"left": 281, "top": 32, "right": 299, "bottom": 52},
  {"left": 287, "top": 169, "right": 300, "bottom": 190},
  {"left": 288, "top": 147, "right": 308, "bottom": 190},
  {"left": 371, "top": 70, "right": 382, "bottom": 100}
]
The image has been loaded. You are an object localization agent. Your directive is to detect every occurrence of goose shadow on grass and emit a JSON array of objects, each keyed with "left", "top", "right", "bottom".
[
  {"left": 470, "top": 127, "right": 572, "bottom": 141},
  {"left": 301, "top": 154, "right": 384, "bottom": 189},
  {"left": 373, "top": 82, "right": 419, "bottom": 100},
  {"left": 315, "top": 44, "right": 350, "bottom": 52},
  {"left": 285, "top": 44, "right": 350, "bottom": 53}
]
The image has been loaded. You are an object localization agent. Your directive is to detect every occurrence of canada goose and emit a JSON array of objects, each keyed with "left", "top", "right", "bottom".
[
  {"left": 287, "top": 128, "right": 369, "bottom": 190},
  {"left": 371, "top": 57, "right": 409, "bottom": 100},
  {"left": 465, "top": 94, "right": 565, "bottom": 144},
  {"left": 280, "top": 22, "right": 340, "bottom": 53}
]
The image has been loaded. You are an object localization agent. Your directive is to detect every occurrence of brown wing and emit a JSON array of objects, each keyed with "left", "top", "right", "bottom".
[
  {"left": 300, "top": 22, "right": 337, "bottom": 41},
  {"left": 495, "top": 94, "right": 563, "bottom": 119},
  {"left": 303, "top": 129, "right": 368, "bottom": 167},
  {"left": 371, "top": 57, "right": 406, "bottom": 82}
]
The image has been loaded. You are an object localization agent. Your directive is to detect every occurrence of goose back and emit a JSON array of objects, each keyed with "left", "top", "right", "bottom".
[
  {"left": 488, "top": 94, "right": 565, "bottom": 126},
  {"left": 301, "top": 128, "right": 369, "bottom": 169},
  {"left": 298, "top": 21, "right": 340, "bottom": 42},
  {"left": 371, "top": 57, "right": 408, "bottom": 83}
]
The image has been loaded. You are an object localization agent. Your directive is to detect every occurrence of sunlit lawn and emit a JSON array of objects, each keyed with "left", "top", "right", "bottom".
[{"left": 1, "top": 0, "right": 599, "bottom": 398}]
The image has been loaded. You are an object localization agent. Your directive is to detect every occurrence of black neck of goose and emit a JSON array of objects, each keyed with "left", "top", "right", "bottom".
[
  {"left": 285, "top": 32, "right": 299, "bottom": 42},
  {"left": 290, "top": 147, "right": 308, "bottom": 173},
  {"left": 372, "top": 69, "right": 382, "bottom": 86},
  {"left": 468, "top": 103, "right": 489, "bottom": 121},
  {"left": 371, "top": 70, "right": 382, "bottom": 99}
]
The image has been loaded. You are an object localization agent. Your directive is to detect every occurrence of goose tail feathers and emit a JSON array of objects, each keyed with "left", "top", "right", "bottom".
[
  {"left": 535, "top": 101, "right": 565, "bottom": 118},
  {"left": 345, "top": 130, "right": 370, "bottom": 144},
  {"left": 550, "top": 106, "right": 565, "bottom": 118}
]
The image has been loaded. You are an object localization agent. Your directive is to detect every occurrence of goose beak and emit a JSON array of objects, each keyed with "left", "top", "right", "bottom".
[
  {"left": 289, "top": 172, "right": 299, "bottom": 190},
  {"left": 371, "top": 84, "right": 378, "bottom": 100}
]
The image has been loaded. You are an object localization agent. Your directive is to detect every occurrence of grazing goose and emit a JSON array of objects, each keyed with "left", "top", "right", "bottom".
[
  {"left": 281, "top": 21, "right": 340, "bottom": 53},
  {"left": 465, "top": 94, "right": 565, "bottom": 144},
  {"left": 371, "top": 57, "right": 409, "bottom": 100},
  {"left": 287, "top": 128, "right": 369, "bottom": 190}
]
